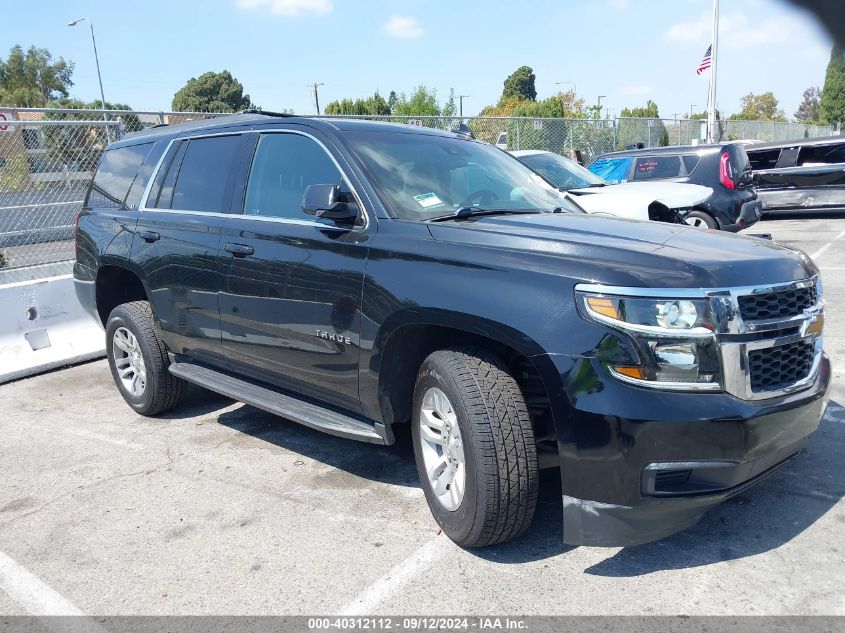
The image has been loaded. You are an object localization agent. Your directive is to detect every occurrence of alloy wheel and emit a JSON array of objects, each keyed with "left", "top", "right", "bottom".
[
  {"left": 112, "top": 326, "right": 147, "bottom": 397},
  {"left": 418, "top": 387, "right": 466, "bottom": 511}
]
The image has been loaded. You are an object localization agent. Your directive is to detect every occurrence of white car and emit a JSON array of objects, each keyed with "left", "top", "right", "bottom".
[{"left": 511, "top": 149, "right": 713, "bottom": 224}]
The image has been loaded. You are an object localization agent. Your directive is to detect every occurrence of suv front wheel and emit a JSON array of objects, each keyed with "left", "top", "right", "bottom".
[
  {"left": 411, "top": 347, "right": 539, "bottom": 547},
  {"left": 105, "top": 301, "right": 184, "bottom": 416}
]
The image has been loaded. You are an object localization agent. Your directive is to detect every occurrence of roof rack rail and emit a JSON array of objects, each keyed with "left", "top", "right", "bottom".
[{"left": 240, "top": 108, "right": 298, "bottom": 118}]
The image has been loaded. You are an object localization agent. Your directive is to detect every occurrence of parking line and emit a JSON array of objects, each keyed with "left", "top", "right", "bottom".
[
  {"left": 61, "top": 427, "right": 144, "bottom": 451},
  {"left": 0, "top": 550, "right": 85, "bottom": 616},
  {"left": 339, "top": 537, "right": 448, "bottom": 615},
  {"left": 810, "top": 227, "right": 845, "bottom": 261}
]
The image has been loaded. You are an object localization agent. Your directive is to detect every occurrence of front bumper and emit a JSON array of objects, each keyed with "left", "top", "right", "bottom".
[{"left": 554, "top": 351, "right": 831, "bottom": 547}]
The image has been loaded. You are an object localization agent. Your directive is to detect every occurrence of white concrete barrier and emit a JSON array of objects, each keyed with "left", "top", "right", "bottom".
[{"left": 0, "top": 274, "right": 105, "bottom": 384}]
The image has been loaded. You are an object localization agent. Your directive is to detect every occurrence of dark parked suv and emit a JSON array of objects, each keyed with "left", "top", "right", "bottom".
[
  {"left": 589, "top": 143, "right": 762, "bottom": 231},
  {"left": 75, "top": 113, "right": 829, "bottom": 548}
]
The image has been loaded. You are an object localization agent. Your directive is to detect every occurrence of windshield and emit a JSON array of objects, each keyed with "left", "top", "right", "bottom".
[
  {"left": 518, "top": 152, "right": 606, "bottom": 190},
  {"left": 345, "top": 131, "right": 578, "bottom": 220}
]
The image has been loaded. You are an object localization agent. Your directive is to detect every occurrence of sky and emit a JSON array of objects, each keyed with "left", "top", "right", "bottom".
[{"left": 4, "top": 0, "right": 835, "bottom": 119}]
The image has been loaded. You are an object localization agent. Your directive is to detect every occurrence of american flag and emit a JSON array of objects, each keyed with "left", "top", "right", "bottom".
[{"left": 696, "top": 45, "right": 712, "bottom": 75}]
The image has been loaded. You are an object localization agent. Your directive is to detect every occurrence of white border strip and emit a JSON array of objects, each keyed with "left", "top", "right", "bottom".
[
  {"left": 811, "top": 227, "right": 845, "bottom": 261},
  {"left": 0, "top": 550, "right": 85, "bottom": 616},
  {"left": 339, "top": 537, "right": 447, "bottom": 616}
]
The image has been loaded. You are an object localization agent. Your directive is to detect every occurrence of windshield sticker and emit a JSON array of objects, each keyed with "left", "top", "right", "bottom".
[{"left": 414, "top": 192, "right": 444, "bottom": 209}]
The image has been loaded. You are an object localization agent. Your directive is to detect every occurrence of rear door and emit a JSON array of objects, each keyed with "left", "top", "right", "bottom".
[
  {"left": 133, "top": 132, "right": 248, "bottom": 368},
  {"left": 218, "top": 129, "right": 371, "bottom": 413}
]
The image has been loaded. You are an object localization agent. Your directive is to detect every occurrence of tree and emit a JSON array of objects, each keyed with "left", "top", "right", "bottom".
[
  {"left": 171, "top": 70, "right": 251, "bottom": 112},
  {"left": 0, "top": 45, "right": 74, "bottom": 107},
  {"left": 729, "top": 91, "right": 785, "bottom": 121},
  {"left": 387, "top": 90, "right": 398, "bottom": 113},
  {"left": 392, "top": 85, "right": 440, "bottom": 116},
  {"left": 45, "top": 97, "right": 144, "bottom": 132},
  {"left": 795, "top": 86, "right": 822, "bottom": 122},
  {"left": 618, "top": 100, "right": 669, "bottom": 148},
  {"left": 500, "top": 66, "right": 536, "bottom": 104},
  {"left": 820, "top": 46, "right": 845, "bottom": 126},
  {"left": 442, "top": 89, "right": 457, "bottom": 119},
  {"left": 324, "top": 91, "right": 390, "bottom": 116}
]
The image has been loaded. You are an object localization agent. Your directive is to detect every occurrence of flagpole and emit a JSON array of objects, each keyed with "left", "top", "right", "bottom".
[{"left": 707, "top": 0, "right": 719, "bottom": 142}]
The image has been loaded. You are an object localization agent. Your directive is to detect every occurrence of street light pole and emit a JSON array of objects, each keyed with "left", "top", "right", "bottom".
[
  {"left": 555, "top": 81, "right": 577, "bottom": 94},
  {"left": 458, "top": 95, "right": 470, "bottom": 118},
  {"left": 597, "top": 95, "right": 607, "bottom": 117},
  {"left": 68, "top": 17, "right": 107, "bottom": 124}
]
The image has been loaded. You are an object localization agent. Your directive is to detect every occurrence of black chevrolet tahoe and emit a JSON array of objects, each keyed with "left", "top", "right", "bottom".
[{"left": 74, "top": 113, "right": 830, "bottom": 548}]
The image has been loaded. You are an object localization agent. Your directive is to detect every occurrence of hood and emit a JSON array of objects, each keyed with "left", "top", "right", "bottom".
[
  {"left": 427, "top": 213, "right": 815, "bottom": 289},
  {"left": 569, "top": 182, "right": 712, "bottom": 209}
]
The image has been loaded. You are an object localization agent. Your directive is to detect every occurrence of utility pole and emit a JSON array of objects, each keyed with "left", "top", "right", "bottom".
[
  {"left": 307, "top": 82, "right": 325, "bottom": 115},
  {"left": 458, "top": 95, "right": 470, "bottom": 118}
]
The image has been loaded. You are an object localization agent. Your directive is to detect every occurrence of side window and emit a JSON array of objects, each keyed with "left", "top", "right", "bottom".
[
  {"left": 88, "top": 143, "right": 153, "bottom": 209},
  {"left": 632, "top": 156, "right": 682, "bottom": 180},
  {"left": 798, "top": 144, "right": 845, "bottom": 166},
  {"left": 244, "top": 133, "right": 342, "bottom": 219},
  {"left": 149, "top": 135, "right": 242, "bottom": 212},
  {"left": 588, "top": 157, "right": 632, "bottom": 184}
]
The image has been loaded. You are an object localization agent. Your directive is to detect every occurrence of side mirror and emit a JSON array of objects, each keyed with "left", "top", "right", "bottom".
[{"left": 302, "top": 184, "right": 358, "bottom": 223}]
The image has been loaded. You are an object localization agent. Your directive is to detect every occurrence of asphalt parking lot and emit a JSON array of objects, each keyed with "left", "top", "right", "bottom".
[{"left": 0, "top": 214, "right": 843, "bottom": 617}]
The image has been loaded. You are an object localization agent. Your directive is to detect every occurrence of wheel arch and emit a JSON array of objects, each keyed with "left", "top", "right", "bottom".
[
  {"left": 369, "top": 309, "right": 567, "bottom": 454},
  {"left": 94, "top": 263, "right": 151, "bottom": 326}
]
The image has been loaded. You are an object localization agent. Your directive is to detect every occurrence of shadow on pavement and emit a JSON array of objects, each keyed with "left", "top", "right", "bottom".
[
  {"left": 205, "top": 386, "right": 843, "bottom": 570},
  {"left": 216, "top": 403, "right": 420, "bottom": 488}
]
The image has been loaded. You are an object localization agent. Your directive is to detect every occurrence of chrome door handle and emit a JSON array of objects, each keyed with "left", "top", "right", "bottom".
[{"left": 224, "top": 243, "right": 255, "bottom": 257}]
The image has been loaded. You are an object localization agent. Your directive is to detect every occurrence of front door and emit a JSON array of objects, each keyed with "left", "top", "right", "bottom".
[{"left": 219, "top": 130, "right": 371, "bottom": 413}]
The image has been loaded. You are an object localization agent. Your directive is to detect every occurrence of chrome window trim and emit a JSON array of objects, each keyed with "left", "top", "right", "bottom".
[
  {"left": 576, "top": 278, "right": 825, "bottom": 401},
  {"left": 138, "top": 128, "right": 371, "bottom": 231}
]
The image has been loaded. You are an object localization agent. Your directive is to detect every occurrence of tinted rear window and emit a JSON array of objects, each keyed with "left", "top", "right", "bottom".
[
  {"left": 88, "top": 143, "right": 153, "bottom": 209},
  {"left": 632, "top": 156, "right": 682, "bottom": 180},
  {"left": 728, "top": 145, "right": 751, "bottom": 177},
  {"left": 153, "top": 135, "right": 243, "bottom": 212}
]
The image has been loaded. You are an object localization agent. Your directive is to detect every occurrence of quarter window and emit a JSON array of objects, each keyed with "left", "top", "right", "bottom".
[
  {"left": 244, "top": 133, "right": 343, "bottom": 219},
  {"left": 88, "top": 143, "right": 153, "bottom": 209}
]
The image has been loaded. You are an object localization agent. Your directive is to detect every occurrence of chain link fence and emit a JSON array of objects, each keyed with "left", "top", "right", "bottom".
[{"left": 0, "top": 107, "right": 840, "bottom": 281}]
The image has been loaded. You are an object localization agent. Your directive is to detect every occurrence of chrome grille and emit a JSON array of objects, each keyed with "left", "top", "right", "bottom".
[
  {"left": 748, "top": 341, "right": 814, "bottom": 391},
  {"left": 738, "top": 286, "right": 816, "bottom": 321}
]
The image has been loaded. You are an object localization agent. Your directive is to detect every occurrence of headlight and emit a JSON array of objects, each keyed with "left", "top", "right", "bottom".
[{"left": 578, "top": 291, "right": 722, "bottom": 390}]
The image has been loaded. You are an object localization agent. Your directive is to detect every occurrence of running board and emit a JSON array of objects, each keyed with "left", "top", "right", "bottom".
[{"left": 168, "top": 361, "right": 386, "bottom": 444}]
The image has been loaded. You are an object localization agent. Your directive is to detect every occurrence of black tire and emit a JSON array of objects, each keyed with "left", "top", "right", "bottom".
[
  {"left": 684, "top": 210, "right": 718, "bottom": 230},
  {"left": 105, "top": 300, "right": 183, "bottom": 416},
  {"left": 411, "top": 347, "right": 538, "bottom": 548}
]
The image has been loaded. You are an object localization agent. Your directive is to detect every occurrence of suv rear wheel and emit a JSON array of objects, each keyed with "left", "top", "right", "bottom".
[
  {"left": 411, "top": 347, "right": 538, "bottom": 547},
  {"left": 684, "top": 210, "right": 718, "bottom": 229},
  {"left": 106, "top": 301, "right": 184, "bottom": 416}
]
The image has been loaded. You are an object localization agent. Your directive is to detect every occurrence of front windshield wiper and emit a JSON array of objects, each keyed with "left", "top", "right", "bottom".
[{"left": 426, "top": 207, "right": 543, "bottom": 222}]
